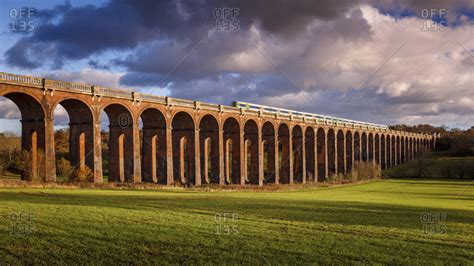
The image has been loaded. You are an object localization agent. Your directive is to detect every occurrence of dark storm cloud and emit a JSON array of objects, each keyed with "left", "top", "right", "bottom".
[
  {"left": 5, "top": 0, "right": 363, "bottom": 68},
  {"left": 88, "top": 59, "right": 110, "bottom": 70},
  {"left": 5, "top": 0, "right": 472, "bottom": 69},
  {"left": 3, "top": 0, "right": 474, "bottom": 128},
  {"left": 5, "top": 37, "right": 39, "bottom": 68}
]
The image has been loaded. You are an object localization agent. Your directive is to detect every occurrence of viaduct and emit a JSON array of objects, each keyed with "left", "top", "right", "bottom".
[{"left": 0, "top": 72, "right": 436, "bottom": 186}]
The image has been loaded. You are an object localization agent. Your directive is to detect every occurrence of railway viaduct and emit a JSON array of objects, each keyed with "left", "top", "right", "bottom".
[{"left": 0, "top": 72, "right": 437, "bottom": 186}]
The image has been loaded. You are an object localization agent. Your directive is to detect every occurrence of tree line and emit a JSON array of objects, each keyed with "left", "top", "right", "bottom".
[{"left": 390, "top": 124, "right": 474, "bottom": 156}]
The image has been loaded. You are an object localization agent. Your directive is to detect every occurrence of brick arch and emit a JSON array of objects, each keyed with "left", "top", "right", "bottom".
[
  {"left": 345, "top": 130, "right": 353, "bottom": 172},
  {"left": 103, "top": 103, "right": 135, "bottom": 183},
  {"left": 197, "top": 112, "right": 220, "bottom": 128},
  {"left": 380, "top": 134, "right": 386, "bottom": 169},
  {"left": 336, "top": 129, "right": 345, "bottom": 174},
  {"left": 172, "top": 111, "right": 195, "bottom": 185},
  {"left": 361, "top": 132, "right": 368, "bottom": 162},
  {"left": 327, "top": 128, "right": 336, "bottom": 177},
  {"left": 292, "top": 125, "right": 304, "bottom": 183},
  {"left": 400, "top": 136, "right": 405, "bottom": 163},
  {"left": 305, "top": 126, "right": 315, "bottom": 182},
  {"left": 408, "top": 137, "right": 412, "bottom": 161},
  {"left": 2, "top": 92, "right": 47, "bottom": 181},
  {"left": 353, "top": 131, "right": 361, "bottom": 162},
  {"left": 223, "top": 117, "right": 241, "bottom": 185},
  {"left": 55, "top": 98, "right": 95, "bottom": 174},
  {"left": 101, "top": 102, "right": 135, "bottom": 124},
  {"left": 375, "top": 133, "right": 380, "bottom": 166},
  {"left": 2, "top": 92, "right": 45, "bottom": 120},
  {"left": 262, "top": 121, "right": 276, "bottom": 184},
  {"left": 51, "top": 97, "right": 96, "bottom": 122},
  {"left": 416, "top": 138, "right": 421, "bottom": 156},
  {"left": 199, "top": 114, "right": 219, "bottom": 184},
  {"left": 140, "top": 107, "right": 167, "bottom": 184},
  {"left": 391, "top": 135, "right": 396, "bottom": 166},
  {"left": 396, "top": 136, "right": 401, "bottom": 164},
  {"left": 244, "top": 119, "right": 259, "bottom": 185},
  {"left": 278, "top": 123, "right": 291, "bottom": 184},
  {"left": 261, "top": 119, "right": 278, "bottom": 131},
  {"left": 138, "top": 105, "right": 168, "bottom": 123},
  {"left": 170, "top": 109, "right": 195, "bottom": 125},
  {"left": 316, "top": 127, "right": 326, "bottom": 180},
  {"left": 368, "top": 132, "right": 374, "bottom": 162}
]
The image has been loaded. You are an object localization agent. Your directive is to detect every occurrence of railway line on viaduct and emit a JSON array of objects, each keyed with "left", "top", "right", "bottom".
[{"left": 0, "top": 72, "right": 436, "bottom": 186}]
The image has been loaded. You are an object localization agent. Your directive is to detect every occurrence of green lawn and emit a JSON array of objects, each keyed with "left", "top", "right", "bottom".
[{"left": 0, "top": 179, "right": 473, "bottom": 264}]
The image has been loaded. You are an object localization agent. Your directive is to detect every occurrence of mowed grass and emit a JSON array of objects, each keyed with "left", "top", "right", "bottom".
[{"left": 0, "top": 179, "right": 473, "bottom": 264}]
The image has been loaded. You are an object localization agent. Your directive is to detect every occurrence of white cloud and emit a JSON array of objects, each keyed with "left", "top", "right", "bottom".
[
  {"left": 45, "top": 68, "right": 126, "bottom": 89},
  {"left": 2, "top": 4, "right": 474, "bottom": 130}
]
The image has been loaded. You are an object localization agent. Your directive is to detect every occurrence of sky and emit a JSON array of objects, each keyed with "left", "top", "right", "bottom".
[{"left": 0, "top": 0, "right": 473, "bottom": 134}]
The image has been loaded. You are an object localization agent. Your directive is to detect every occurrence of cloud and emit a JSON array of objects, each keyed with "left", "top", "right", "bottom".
[
  {"left": 4, "top": 0, "right": 366, "bottom": 69},
  {"left": 2, "top": 1, "right": 474, "bottom": 129},
  {"left": 45, "top": 68, "right": 125, "bottom": 88},
  {"left": 0, "top": 98, "right": 20, "bottom": 119}
]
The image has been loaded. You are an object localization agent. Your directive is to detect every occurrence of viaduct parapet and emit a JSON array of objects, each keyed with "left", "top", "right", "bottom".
[{"left": 0, "top": 72, "right": 436, "bottom": 185}]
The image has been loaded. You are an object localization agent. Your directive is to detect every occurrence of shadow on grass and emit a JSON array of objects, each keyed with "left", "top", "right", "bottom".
[
  {"left": 387, "top": 179, "right": 474, "bottom": 186},
  {"left": 0, "top": 189, "right": 472, "bottom": 232}
]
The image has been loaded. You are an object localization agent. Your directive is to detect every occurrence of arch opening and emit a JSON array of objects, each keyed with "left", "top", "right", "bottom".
[
  {"left": 316, "top": 128, "right": 326, "bottom": 181},
  {"left": 103, "top": 104, "right": 134, "bottom": 183},
  {"left": 172, "top": 112, "right": 195, "bottom": 185},
  {"left": 354, "top": 132, "right": 360, "bottom": 162},
  {"left": 140, "top": 108, "right": 167, "bottom": 184},
  {"left": 400, "top": 137, "right": 405, "bottom": 163},
  {"left": 278, "top": 124, "right": 290, "bottom": 184},
  {"left": 375, "top": 134, "right": 380, "bottom": 166},
  {"left": 55, "top": 99, "right": 95, "bottom": 182},
  {"left": 199, "top": 115, "right": 219, "bottom": 184},
  {"left": 361, "top": 133, "right": 368, "bottom": 162},
  {"left": 292, "top": 125, "right": 303, "bottom": 183},
  {"left": 391, "top": 136, "right": 396, "bottom": 166},
  {"left": 262, "top": 122, "right": 275, "bottom": 184},
  {"left": 381, "top": 135, "right": 386, "bottom": 169},
  {"left": 223, "top": 117, "right": 240, "bottom": 184},
  {"left": 2, "top": 93, "right": 46, "bottom": 181},
  {"left": 336, "top": 130, "right": 344, "bottom": 174},
  {"left": 405, "top": 138, "right": 410, "bottom": 162},
  {"left": 244, "top": 120, "right": 259, "bottom": 185},
  {"left": 368, "top": 133, "right": 374, "bottom": 162},
  {"left": 396, "top": 136, "right": 401, "bottom": 165},
  {"left": 346, "top": 131, "right": 353, "bottom": 172},
  {"left": 327, "top": 129, "right": 336, "bottom": 177},
  {"left": 305, "top": 127, "right": 315, "bottom": 182}
]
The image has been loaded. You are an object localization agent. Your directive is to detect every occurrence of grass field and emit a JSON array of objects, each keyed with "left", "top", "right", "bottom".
[{"left": 0, "top": 179, "right": 473, "bottom": 264}]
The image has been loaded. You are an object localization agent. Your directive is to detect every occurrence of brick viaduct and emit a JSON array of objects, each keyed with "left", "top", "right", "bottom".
[{"left": 0, "top": 72, "right": 436, "bottom": 186}]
